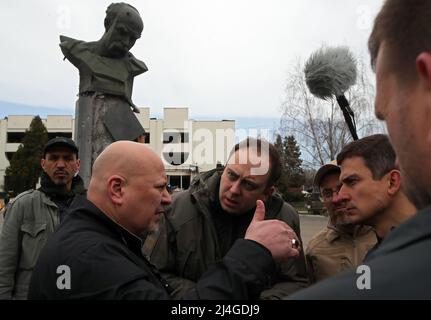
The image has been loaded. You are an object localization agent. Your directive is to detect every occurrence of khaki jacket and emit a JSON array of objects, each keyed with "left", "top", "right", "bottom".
[
  {"left": 0, "top": 190, "right": 60, "bottom": 299},
  {"left": 305, "top": 222, "right": 377, "bottom": 283}
]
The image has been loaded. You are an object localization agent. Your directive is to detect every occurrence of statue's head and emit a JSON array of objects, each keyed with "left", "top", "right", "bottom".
[{"left": 102, "top": 3, "right": 143, "bottom": 58}]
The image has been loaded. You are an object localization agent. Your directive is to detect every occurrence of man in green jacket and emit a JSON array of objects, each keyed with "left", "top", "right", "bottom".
[
  {"left": 0, "top": 137, "right": 85, "bottom": 299},
  {"left": 144, "top": 138, "right": 308, "bottom": 299}
]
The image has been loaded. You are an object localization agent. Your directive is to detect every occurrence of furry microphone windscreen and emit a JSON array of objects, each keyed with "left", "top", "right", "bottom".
[{"left": 304, "top": 46, "right": 357, "bottom": 100}]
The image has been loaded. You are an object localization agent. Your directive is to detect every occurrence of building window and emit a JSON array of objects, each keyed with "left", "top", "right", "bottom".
[
  {"left": 7, "top": 132, "right": 26, "bottom": 143},
  {"left": 163, "top": 132, "right": 174, "bottom": 143},
  {"left": 163, "top": 152, "right": 189, "bottom": 165},
  {"left": 168, "top": 175, "right": 180, "bottom": 188},
  {"left": 180, "top": 132, "right": 189, "bottom": 143},
  {"left": 168, "top": 175, "right": 191, "bottom": 190},
  {"left": 163, "top": 132, "right": 189, "bottom": 143},
  {"left": 143, "top": 132, "right": 150, "bottom": 143},
  {"left": 182, "top": 175, "right": 191, "bottom": 189}
]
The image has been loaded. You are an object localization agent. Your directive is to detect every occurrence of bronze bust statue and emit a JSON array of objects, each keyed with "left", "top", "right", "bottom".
[
  {"left": 60, "top": 3, "right": 149, "bottom": 186},
  {"left": 60, "top": 2, "right": 147, "bottom": 111}
]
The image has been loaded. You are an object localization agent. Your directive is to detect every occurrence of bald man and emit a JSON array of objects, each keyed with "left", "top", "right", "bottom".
[{"left": 28, "top": 141, "right": 300, "bottom": 300}]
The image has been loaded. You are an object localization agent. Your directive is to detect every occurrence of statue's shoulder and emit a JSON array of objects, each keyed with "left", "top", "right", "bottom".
[
  {"left": 128, "top": 52, "right": 148, "bottom": 74},
  {"left": 59, "top": 35, "right": 99, "bottom": 67},
  {"left": 59, "top": 35, "right": 85, "bottom": 51}
]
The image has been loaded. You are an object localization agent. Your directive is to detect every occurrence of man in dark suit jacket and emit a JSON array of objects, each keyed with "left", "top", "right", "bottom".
[{"left": 290, "top": 0, "right": 431, "bottom": 299}]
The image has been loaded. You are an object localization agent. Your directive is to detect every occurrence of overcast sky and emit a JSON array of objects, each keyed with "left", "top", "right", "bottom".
[{"left": 0, "top": 0, "right": 384, "bottom": 118}]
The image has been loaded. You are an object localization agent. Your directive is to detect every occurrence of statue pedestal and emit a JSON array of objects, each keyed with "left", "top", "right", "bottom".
[{"left": 74, "top": 94, "right": 145, "bottom": 187}]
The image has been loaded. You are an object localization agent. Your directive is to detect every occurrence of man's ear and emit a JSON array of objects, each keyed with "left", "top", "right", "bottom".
[
  {"left": 75, "top": 158, "right": 81, "bottom": 172},
  {"left": 40, "top": 158, "right": 46, "bottom": 172},
  {"left": 107, "top": 175, "right": 125, "bottom": 205},
  {"left": 417, "top": 53, "right": 431, "bottom": 157},
  {"left": 416, "top": 52, "right": 431, "bottom": 89},
  {"left": 387, "top": 170, "right": 401, "bottom": 195},
  {"left": 261, "top": 186, "right": 275, "bottom": 201}
]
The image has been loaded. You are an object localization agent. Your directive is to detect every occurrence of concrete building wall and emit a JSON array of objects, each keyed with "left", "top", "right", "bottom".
[
  {"left": 1, "top": 108, "right": 235, "bottom": 192},
  {"left": 46, "top": 115, "right": 74, "bottom": 133},
  {"left": 192, "top": 120, "right": 235, "bottom": 172},
  {"left": 6, "top": 115, "right": 34, "bottom": 130},
  {"left": 163, "top": 107, "right": 188, "bottom": 129},
  {"left": 136, "top": 107, "right": 150, "bottom": 129},
  {"left": 135, "top": 107, "right": 235, "bottom": 187}
]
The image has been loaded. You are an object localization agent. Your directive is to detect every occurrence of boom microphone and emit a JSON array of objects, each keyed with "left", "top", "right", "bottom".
[{"left": 304, "top": 46, "right": 358, "bottom": 140}]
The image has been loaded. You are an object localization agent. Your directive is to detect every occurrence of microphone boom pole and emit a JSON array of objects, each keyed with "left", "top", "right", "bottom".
[
  {"left": 304, "top": 46, "right": 359, "bottom": 141},
  {"left": 336, "top": 94, "right": 358, "bottom": 140}
]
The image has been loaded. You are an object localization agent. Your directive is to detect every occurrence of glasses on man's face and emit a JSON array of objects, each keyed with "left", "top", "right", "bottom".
[{"left": 320, "top": 186, "right": 341, "bottom": 200}]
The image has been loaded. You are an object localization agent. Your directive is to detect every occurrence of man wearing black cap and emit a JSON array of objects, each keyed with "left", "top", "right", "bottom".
[
  {"left": 0, "top": 137, "right": 85, "bottom": 299},
  {"left": 305, "top": 163, "right": 376, "bottom": 284}
]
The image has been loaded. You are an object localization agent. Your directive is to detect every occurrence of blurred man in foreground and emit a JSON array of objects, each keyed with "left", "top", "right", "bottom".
[{"left": 290, "top": 0, "right": 431, "bottom": 299}]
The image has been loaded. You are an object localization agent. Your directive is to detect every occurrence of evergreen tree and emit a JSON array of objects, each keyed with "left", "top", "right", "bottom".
[
  {"left": 284, "top": 135, "right": 305, "bottom": 188},
  {"left": 274, "top": 134, "right": 305, "bottom": 201},
  {"left": 5, "top": 116, "right": 48, "bottom": 195}
]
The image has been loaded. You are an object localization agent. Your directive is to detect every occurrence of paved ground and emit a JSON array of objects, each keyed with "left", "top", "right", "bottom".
[{"left": 299, "top": 214, "right": 328, "bottom": 250}]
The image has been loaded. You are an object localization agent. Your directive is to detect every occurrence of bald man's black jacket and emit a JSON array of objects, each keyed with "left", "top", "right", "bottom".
[{"left": 28, "top": 197, "right": 275, "bottom": 299}]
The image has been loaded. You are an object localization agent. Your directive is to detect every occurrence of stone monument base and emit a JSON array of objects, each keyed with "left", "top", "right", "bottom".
[{"left": 74, "top": 93, "right": 145, "bottom": 187}]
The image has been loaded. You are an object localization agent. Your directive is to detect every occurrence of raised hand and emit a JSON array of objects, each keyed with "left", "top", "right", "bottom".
[{"left": 245, "top": 200, "right": 300, "bottom": 262}]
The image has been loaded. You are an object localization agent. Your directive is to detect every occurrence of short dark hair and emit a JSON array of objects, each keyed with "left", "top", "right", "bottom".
[
  {"left": 368, "top": 0, "right": 431, "bottom": 84},
  {"left": 336, "top": 134, "right": 396, "bottom": 180},
  {"left": 228, "top": 138, "right": 281, "bottom": 188},
  {"left": 104, "top": 2, "right": 140, "bottom": 31}
]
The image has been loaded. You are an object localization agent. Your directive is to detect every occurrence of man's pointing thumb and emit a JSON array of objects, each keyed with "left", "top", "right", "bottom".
[{"left": 252, "top": 200, "right": 266, "bottom": 222}]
